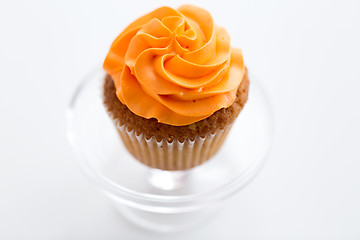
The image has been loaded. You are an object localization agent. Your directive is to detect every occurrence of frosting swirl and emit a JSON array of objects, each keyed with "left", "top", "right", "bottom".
[{"left": 103, "top": 5, "right": 245, "bottom": 126}]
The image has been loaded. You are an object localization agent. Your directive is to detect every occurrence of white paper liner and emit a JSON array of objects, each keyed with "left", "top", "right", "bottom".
[{"left": 113, "top": 120, "right": 232, "bottom": 171}]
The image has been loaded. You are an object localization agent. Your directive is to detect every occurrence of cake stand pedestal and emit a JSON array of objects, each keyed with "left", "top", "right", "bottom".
[{"left": 66, "top": 67, "right": 273, "bottom": 232}]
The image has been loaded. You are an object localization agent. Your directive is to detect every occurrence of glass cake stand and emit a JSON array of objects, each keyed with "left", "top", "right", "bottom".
[{"left": 66, "top": 66, "right": 274, "bottom": 232}]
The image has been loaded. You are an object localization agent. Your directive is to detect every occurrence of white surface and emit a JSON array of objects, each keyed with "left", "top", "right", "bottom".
[{"left": 0, "top": 0, "right": 359, "bottom": 239}]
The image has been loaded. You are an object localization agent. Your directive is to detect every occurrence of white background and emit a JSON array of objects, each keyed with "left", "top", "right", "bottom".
[{"left": 1, "top": 0, "right": 360, "bottom": 239}]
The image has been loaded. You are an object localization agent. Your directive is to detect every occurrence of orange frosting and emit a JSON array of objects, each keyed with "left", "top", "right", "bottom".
[{"left": 103, "top": 5, "right": 245, "bottom": 126}]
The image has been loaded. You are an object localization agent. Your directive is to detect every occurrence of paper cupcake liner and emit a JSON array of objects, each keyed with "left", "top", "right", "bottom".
[{"left": 113, "top": 120, "right": 232, "bottom": 171}]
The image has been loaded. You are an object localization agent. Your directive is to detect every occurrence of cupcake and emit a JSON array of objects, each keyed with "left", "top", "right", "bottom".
[{"left": 103, "top": 5, "right": 249, "bottom": 171}]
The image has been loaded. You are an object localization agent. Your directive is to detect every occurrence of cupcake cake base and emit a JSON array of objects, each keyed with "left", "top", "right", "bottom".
[{"left": 103, "top": 70, "right": 249, "bottom": 170}]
